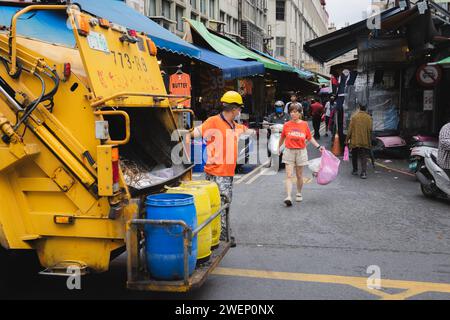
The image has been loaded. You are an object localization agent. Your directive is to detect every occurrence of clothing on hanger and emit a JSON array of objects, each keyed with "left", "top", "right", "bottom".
[{"left": 169, "top": 70, "right": 191, "bottom": 108}]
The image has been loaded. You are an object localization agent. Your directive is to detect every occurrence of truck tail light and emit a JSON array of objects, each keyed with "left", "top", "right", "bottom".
[
  {"left": 127, "top": 29, "right": 137, "bottom": 37},
  {"left": 54, "top": 215, "right": 74, "bottom": 225},
  {"left": 146, "top": 39, "right": 157, "bottom": 56},
  {"left": 99, "top": 18, "right": 110, "bottom": 29},
  {"left": 75, "top": 14, "right": 90, "bottom": 36},
  {"left": 112, "top": 147, "right": 120, "bottom": 193},
  {"left": 63, "top": 63, "right": 71, "bottom": 79}
]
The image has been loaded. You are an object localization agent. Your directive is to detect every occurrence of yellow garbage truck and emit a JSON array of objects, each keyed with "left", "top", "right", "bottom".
[{"left": 0, "top": 3, "right": 230, "bottom": 292}]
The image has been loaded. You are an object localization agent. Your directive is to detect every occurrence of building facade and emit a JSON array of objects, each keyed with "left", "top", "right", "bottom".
[
  {"left": 126, "top": 0, "right": 267, "bottom": 51},
  {"left": 216, "top": 0, "right": 268, "bottom": 51},
  {"left": 266, "top": 0, "right": 329, "bottom": 74},
  {"left": 127, "top": 0, "right": 218, "bottom": 37},
  {"left": 125, "top": 0, "right": 331, "bottom": 73}
]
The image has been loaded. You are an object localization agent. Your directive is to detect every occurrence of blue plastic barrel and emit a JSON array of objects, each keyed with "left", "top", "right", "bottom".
[
  {"left": 191, "top": 139, "right": 207, "bottom": 173},
  {"left": 145, "top": 193, "right": 198, "bottom": 280}
]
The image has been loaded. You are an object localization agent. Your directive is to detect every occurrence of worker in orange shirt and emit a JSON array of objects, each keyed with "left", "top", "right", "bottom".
[{"left": 192, "top": 91, "right": 254, "bottom": 247}]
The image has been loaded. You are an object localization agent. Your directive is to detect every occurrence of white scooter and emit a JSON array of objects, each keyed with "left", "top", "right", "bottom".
[
  {"left": 416, "top": 149, "right": 450, "bottom": 199},
  {"left": 409, "top": 135, "right": 439, "bottom": 173}
]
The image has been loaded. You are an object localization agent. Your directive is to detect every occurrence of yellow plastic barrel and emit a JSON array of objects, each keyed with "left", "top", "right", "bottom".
[
  {"left": 166, "top": 186, "right": 212, "bottom": 263},
  {"left": 181, "top": 180, "right": 221, "bottom": 249}
]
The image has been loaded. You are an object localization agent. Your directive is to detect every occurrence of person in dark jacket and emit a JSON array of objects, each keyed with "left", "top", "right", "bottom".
[
  {"left": 310, "top": 99, "right": 324, "bottom": 140},
  {"left": 345, "top": 104, "right": 373, "bottom": 179}
]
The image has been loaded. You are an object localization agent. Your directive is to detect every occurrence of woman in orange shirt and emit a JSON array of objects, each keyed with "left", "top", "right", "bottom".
[{"left": 279, "top": 103, "right": 325, "bottom": 206}]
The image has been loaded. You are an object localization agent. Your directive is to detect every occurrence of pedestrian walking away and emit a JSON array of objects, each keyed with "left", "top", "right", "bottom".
[
  {"left": 438, "top": 119, "right": 450, "bottom": 178},
  {"left": 283, "top": 92, "right": 298, "bottom": 114},
  {"left": 279, "top": 103, "right": 325, "bottom": 207},
  {"left": 345, "top": 103, "right": 373, "bottom": 179},
  {"left": 310, "top": 99, "right": 325, "bottom": 140},
  {"left": 302, "top": 98, "right": 311, "bottom": 120},
  {"left": 192, "top": 91, "right": 255, "bottom": 247},
  {"left": 324, "top": 95, "right": 336, "bottom": 137}
]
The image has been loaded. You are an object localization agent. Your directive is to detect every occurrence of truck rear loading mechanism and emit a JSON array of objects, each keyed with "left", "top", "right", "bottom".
[{"left": 0, "top": 3, "right": 230, "bottom": 293}]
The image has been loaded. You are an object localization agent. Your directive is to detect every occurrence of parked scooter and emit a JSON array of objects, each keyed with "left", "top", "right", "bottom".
[
  {"left": 409, "top": 134, "right": 439, "bottom": 173},
  {"left": 416, "top": 149, "right": 450, "bottom": 199},
  {"left": 371, "top": 130, "right": 408, "bottom": 158}
]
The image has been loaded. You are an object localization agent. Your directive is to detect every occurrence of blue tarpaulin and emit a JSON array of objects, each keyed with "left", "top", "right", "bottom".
[
  {"left": 74, "top": 0, "right": 201, "bottom": 58},
  {"left": 0, "top": 5, "right": 75, "bottom": 47},
  {"left": 0, "top": 1, "right": 263, "bottom": 79},
  {"left": 195, "top": 47, "right": 264, "bottom": 80}
]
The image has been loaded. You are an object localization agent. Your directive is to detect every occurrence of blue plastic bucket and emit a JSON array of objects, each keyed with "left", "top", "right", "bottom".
[{"left": 144, "top": 193, "right": 198, "bottom": 280}]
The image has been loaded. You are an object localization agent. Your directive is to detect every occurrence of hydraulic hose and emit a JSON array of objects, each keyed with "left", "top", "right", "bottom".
[
  {"left": 0, "top": 55, "right": 22, "bottom": 79},
  {"left": 13, "top": 71, "right": 45, "bottom": 130},
  {"left": 28, "top": 66, "right": 59, "bottom": 107}
]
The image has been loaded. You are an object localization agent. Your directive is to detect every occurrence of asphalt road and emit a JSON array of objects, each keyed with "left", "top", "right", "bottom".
[{"left": 2, "top": 136, "right": 450, "bottom": 300}]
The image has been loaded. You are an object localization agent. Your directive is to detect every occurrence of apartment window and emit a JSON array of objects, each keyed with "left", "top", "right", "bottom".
[
  {"left": 233, "top": 19, "right": 238, "bottom": 34},
  {"left": 275, "top": 37, "right": 285, "bottom": 57},
  {"left": 200, "top": 0, "right": 207, "bottom": 14},
  {"left": 209, "top": 0, "right": 215, "bottom": 19},
  {"left": 147, "top": 0, "right": 156, "bottom": 16},
  {"left": 176, "top": 6, "right": 184, "bottom": 32},
  {"left": 191, "top": 0, "right": 197, "bottom": 10},
  {"left": 220, "top": 11, "right": 225, "bottom": 22},
  {"left": 162, "top": 0, "right": 171, "bottom": 19},
  {"left": 191, "top": 12, "right": 198, "bottom": 21},
  {"left": 276, "top": 0, "right": 285, "bottom": 21}
]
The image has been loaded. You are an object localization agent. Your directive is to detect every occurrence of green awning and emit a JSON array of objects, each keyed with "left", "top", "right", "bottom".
[
  {"left": 187, "top": 19, "right": 294, "bottom": 72},
  {"left": 317, "top": 75, "right": 330, "bottom": 84},
  {"left": 432, "top": 57, "right": 450, "bottom": 65}
]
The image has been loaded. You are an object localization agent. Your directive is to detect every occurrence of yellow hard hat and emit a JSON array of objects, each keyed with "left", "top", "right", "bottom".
[{"left": 220, "top": 91, "right": 244, "bottom": 106}]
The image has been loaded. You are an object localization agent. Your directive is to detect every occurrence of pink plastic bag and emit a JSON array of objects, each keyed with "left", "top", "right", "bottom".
[
  {"left": 343, "top": 146, "right": 349, "bottom": 162},
  {"left": 317, "top": 150, "right": 341, "bottom": 185}
]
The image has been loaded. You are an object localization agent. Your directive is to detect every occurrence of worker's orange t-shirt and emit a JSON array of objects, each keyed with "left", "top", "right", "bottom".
[
  {"left": 281, "top": 120, "right": 312, "bottom": 149},
  {"left": 199, "top": 114, "right": 245, "bottom": 177},
  {"left": 169, "top": 73, "right": 191, "bottom": 108}
]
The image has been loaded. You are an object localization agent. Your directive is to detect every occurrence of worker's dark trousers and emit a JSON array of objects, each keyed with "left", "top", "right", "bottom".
[
  {"left": 352, "top": 148, "right": 370, "bottom": 173},
  {"left": 312, "top": 116, "right": 321, "bottom": 138}
]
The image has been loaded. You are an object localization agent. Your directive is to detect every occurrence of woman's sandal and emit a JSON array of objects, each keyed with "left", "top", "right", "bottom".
[{"left": 284, "top": 197, "right": 293, "bottom": 207}]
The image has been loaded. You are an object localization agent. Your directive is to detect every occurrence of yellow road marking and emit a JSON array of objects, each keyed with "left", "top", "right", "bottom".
[
  {"left": 375, "top": 162, "right": 416, "bottom": 177},
  {"left": 246, "top": 168, "right": 271, "bottom": 184},
  {"left": 235, "top": 161, "right": 269, "bottom": 185},
  {"left": 212, "top": 267, "right": 450, "bottom": 300}
]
